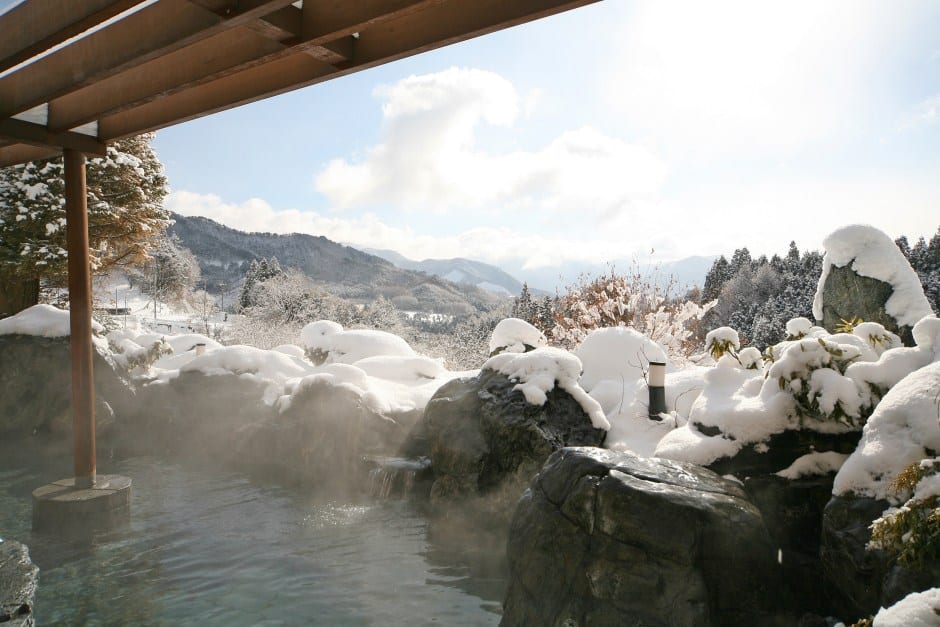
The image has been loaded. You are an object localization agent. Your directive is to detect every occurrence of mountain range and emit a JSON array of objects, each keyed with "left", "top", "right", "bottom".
[
  {"left": 168, "top": 213, "right": 715, "bottom": 313},
  {"left": 167, "top": 214, "right": 503, "bottom": 315}
]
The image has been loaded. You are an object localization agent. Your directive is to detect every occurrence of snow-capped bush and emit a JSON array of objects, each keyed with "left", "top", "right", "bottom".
[
  {"left": 705, "top": 326, "right": 739, "bottom": 360},
  {"left": 488, "top": 317, "right": 547, "bottom": 355},
  {"left": 656, "top": 315, "right": 940, "bottom": 467},
  {"left": 868, "top": 458, "right": 940, "bottom": 570},
  {"left": 300, "top": 320, "right": 414, "bottom": 365},
  {"left": 871, "top": 588, "right": 940, "bottom": 627}
]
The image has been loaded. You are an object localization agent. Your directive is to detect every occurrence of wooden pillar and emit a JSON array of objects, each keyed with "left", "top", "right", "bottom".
[{"left": 64, "top": 148, "right": 96, "bottom": 488}]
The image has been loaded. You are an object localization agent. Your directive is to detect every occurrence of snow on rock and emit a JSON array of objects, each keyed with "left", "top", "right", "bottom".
[
  {"left": 180, "top": 344, "right": 316, "bottom": 404},
  {"left": 833, "top": 361, "right": 940, "bottom": 503},
  {"left": 603, "top": 367, "right": 709, "bottom": 457},
  {"left": 488, "top": 317, "right": 547, "bottom": 354},
  {"left": 775, "top": 451, "right": 849, "bottom": 479},
  {"left": 163, "top": 333, "right": 221, "bottom": 354},
  {"left": 655, "top": 361, "right": 794, "bottom": 466},
  {"left": 574, "top": 326, "right": 668, "bottom": 393},
  {"left": 912, "top": 315, "right": 940, "bottom": 356},
  {"left": 813, "top": 225, "right": 933, "bottom": 328},
  {"left": 0, "top": 304, "right": 103, "bottom": 337},
  {"left": 484, "top": 347, "right": 610, "bottom": 430},
  {"left": 300, "top": 320, "right": 415, "bottom": 364},
  {"left": 271, "top": 344, "right": 306, "bottom": 358},
  {"left": 872, "top": 588, "right": 940, "bottom": 627}
]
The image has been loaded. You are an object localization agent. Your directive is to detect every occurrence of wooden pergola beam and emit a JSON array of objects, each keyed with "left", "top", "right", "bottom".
[
  {"left": 97, "top": 0, "right": 596, "bottom": 141},
  {"left": 0, "top": 143, "right": 61, "bottom": 168},
  {"left": 44, "top": 0, "right": 428, "bottom": 134},
  {"left": 0, "top": 118, "right": 107, "bottom": 156},
  {"left": 0, "top": 0, "right": 146, "bottom": 74},
  {"left": 0, "top": 0, "right": 297, "bottom": 120}
]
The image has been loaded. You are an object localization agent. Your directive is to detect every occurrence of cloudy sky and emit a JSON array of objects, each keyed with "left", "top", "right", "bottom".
[{"left": 154, "top": 1, "right": 940, "bottom": 280}]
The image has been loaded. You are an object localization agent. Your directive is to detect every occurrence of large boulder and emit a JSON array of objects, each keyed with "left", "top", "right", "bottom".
[
  {"left": 121, "top": 371, "right": 275, "bottom": 457},
  {"left": 233, "top": 377, "right": 406, "bottom": 492},
  {"left": 417, "top": 368, "right": 606, "bottom": 523},
  {"left": 0, "top": 334, "right": 133, "bottom": 437},
  {"left": 813, "top": 225, "right": 934, "bottom": 346},
  {"left": 818, "top": 265, "right": 913, "bottom": 343},
  {"left": 502, "top": 447, "right": 788, "bottom": 627},
  {"left": 0, "top": 540, "right": 38, "bottom": 627}
]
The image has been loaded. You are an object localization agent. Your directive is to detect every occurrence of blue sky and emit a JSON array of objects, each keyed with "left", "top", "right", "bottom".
[{"left": 7, "top": 1, "right": 940, "bottom": 280}]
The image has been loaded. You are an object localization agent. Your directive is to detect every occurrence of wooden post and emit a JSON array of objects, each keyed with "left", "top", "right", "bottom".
[{"left": 64, "top": 148, "right": 96, "bottom": 488}]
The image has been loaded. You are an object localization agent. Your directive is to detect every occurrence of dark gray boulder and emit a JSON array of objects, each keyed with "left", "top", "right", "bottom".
[
  {"left": 821, "top": 495, "right": 940, "bottom": 620},
  {"left": 416, "top": 369, "right": 606, "bottom": 523},
  {"left": 0, "top": 334, "right": 133, "bottom": 437},
  {"left": 502, "top": 447, "right": 788, "bottom": 627},
  {"left": 817, "top": 264, "right": 914, "bottom": 345},
  {"left": 701, "top": 427, "right": 862, "bottom": 616},
  {"left": 121, "top": 371, "right": 274, "bottom": 457},
  {"left": 0, "top": 540, "right": 38, "bottom": 627},
  {"left": 233, "top": 378, "right": 405, "bottom": 492}
]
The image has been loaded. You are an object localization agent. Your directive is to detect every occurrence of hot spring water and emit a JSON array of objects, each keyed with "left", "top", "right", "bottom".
[{"left": 0, "top": 445, "right": 505, "bottom": 625}]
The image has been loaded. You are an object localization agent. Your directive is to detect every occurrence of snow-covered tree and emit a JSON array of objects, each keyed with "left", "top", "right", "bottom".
[
  {"left": 128, "top": 233, "right": 200, "bottom": 302},
  {"left": 237, "top": 256, "right": 285, "bottom": 311},
  {"left": 0, "top": 133, "right": 169, "bottom": 316}
]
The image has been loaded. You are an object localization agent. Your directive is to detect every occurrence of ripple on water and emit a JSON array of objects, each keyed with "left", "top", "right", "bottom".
[{"left": 0, "top": 447, "right": 503, "bottom": 626}]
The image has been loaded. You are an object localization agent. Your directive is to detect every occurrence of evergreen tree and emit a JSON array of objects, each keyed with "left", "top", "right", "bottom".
[
  {"left": 702, "top": 255, "right": 732, "bottom": 302},
  {"left": 237, "top": 256, "right": 285, "bottom": 310},
  {"left": 0, "top": 133, "right": 169, "bottom": 316},
  {"left": 129, "top": 234, "right": 200, "bottom": 302}
]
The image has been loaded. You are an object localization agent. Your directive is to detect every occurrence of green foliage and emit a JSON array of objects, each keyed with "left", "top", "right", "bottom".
[
  {"left": 835, "top": 315, "right": 863, "bottom": 333},
  {"left": 869, "top": 460, "right": 940, "bottom": 571},
  {"left": 707, "top": 337, "right": 737, "bottom": 361},
  {"left": 0, "top": 134, "right": 169, "bottom": 286}
]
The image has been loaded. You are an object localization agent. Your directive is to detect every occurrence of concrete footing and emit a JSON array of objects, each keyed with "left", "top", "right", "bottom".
[{"left": 32, "top": 475, "right": 131, "bottom": 533}]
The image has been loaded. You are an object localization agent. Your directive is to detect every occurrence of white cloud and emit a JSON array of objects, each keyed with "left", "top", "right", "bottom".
[
  {"left": 314, "top": 67, "right": 666, "bottom": 217},
  {"left": 603, "top": 1, "right": 887, "bottom": 158}
]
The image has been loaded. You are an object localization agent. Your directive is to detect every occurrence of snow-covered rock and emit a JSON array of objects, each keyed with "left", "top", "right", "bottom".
[
  {"left": 873, "top": 588, "right": 940, "bottom": 627},
  {"left": 814, "top": 225, "right": 933, "bottom": 344},
  {"left": 300, "top": 320, "right": 415, "bottom": 365},
  {"left": 488, "top": 317, "right": 547, "bottom": 355}
]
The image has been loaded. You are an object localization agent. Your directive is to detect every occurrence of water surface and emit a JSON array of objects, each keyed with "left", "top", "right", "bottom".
[{"left": 0, "top": 444, "right": 504, "bottom": 625}]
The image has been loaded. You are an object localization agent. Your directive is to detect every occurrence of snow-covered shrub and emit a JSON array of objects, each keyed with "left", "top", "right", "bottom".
[
  {"left": 705, "top": 326, "right": 739, "bottom": 361},
  {"left": 657, "top": 315, "right": 940, "bottom": 467},
  {"left": 300, "top": 320, "right": 415, "bottom": 366},
  {"left": 109, "top": 336, "right": 172, "bottom": 371},
  {"left": 489, "top": 317, "right": 547, "bottom": 355},
  {"left": 868, "top": 458, "right": 940, "bottom": 570},
  {"left": 549, "top": 267, "right": 714, "bottom": 364}
]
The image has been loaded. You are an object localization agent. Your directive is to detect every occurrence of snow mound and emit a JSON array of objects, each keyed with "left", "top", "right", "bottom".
[
  {"left": 913, "top": 316, "right": 940, "bottom": 354},
  {"left": 180, "top": 344, "right": 316, "bottom": 403},
  {"left": 833, "top": 361, "right": 940, "bottom": 502},
  {"left": 574, "top": 326, "right": 668, "bottom": 393},
  {"left": 300, "top": 321, "right": 415, "bottom": 364},
  {"left": 873, "top": 588, "right": 940, "bottom": 627},
  {"left": 775, "top": 451, "right": 848, "bottom": 479},
  {"left": 271, "top": 344, "right": 306, "bottom": 358},
  {"left": 813, "top": 225, "right": 933, "bottom": 327},
  {"left": 484, "top": 347, "right": 609, "bottom": 430},
  {"left": 488, "top": 317, "right": 547, "bottom": 354},
  {"left": 0, "top": 304, "right": 103, "bottom": 337}
]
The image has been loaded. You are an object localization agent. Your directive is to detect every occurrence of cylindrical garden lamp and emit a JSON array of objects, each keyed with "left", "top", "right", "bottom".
[{"left": 648, "top": 361, "right": 667, "bottom": 420}]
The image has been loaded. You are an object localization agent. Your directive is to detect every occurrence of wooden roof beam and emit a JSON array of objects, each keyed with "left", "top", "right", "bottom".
[
  {"left": 0, "top": 0, "right": 147, "bottom": 74},
  {"left": 47, "top": 27, "right": 289, "bottom": 133},
  {"left": 0, "top": 0, "right": 297, "bottom": 119},
  {"left": 97, "top": 0, "right": 598, "bottom": 141},
  {"left": 0, "top": 118, "right": 107, "bottom": 157},
  {"left": 0, "top": 143, "right": 62, "bottom": 169},
  {"left": 44, "top": 0, "right": 427, "bottom": 134}
]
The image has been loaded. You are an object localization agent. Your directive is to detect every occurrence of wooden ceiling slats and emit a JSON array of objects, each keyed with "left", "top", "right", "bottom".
[{"left": 0, "top": 0, "right": 599, "bottom": 167}]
